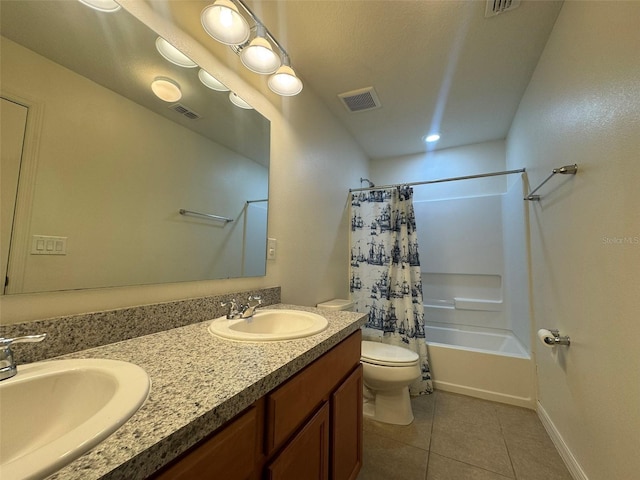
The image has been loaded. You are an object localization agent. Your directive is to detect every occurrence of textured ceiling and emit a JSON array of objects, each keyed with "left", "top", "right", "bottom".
[
  {"left": 165, "top": 0, "right": 564, "bottom": 159},
  {"left": 258, "top": 0, "right": 564, "bottom": 158},
  {"left": 3, "top": 0, "right": 564, "bottom": 161}
]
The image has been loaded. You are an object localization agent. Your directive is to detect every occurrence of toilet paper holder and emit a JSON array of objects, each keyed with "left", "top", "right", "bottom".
[{"left": 540, "top": 329, "right": 571, "bottom": 346}]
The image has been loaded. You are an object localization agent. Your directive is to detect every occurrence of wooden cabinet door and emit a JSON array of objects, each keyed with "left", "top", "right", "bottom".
[
  {"left": 152, "top": 400, "right": 263, "bottom": 480},
  {"left": 266, "top": 331, "right": 361, "bottom": 454},
  {"left": 331, "top": 365, "right": 363, "bottom": 480},
  {"left": 266, "top": 402, "right": 330, "bottom": 480}
]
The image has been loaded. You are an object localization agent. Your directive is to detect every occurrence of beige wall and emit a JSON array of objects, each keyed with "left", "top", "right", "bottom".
[
  {"left": 507, "top": 2, "right": 640, "bottom": 478},
  {"left": 0, "top": 1, "right": 368, "bottom": 323}
]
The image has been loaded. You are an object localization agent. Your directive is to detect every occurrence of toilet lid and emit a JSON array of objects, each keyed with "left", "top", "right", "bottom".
[{"left": 361, "top": 341, "right": 419, "bottom": 367}]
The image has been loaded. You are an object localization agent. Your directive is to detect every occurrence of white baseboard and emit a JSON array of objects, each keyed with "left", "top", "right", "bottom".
[{"left": 536, "top": 402, "right": 588, "bottom": 480}]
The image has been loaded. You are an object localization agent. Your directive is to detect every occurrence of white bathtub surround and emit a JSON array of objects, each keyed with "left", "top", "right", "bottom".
[{"left": 350, "top": 186, "right": 433, "bottom": 395}]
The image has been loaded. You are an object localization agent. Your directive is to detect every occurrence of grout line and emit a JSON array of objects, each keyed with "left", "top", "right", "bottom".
[
  {"left": 494, "top": 403, "right": 518, "bottom": 479},
  {"left": 423, "top": 391, "right": 439, "bottom": 478},
  {"left": 428, "top": 451, "right": 515, "bottom": 479}
]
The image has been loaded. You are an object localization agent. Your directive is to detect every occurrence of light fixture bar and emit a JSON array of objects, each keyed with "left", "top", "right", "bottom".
[
  {"left": 201, "top": 0, "right": 302, "bottom": 96},
  {"left": 233, "top": 0, "right": 290, "bottom": 61}
]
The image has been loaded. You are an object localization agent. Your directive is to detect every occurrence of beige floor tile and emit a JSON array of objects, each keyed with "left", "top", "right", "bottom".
[
  {"left": 362, "top": 394, "right": 435, "bottom": 451},
  {"left": 357, "top": 430, "right": 429, "bottom": 480},
  {"left": 494, "top": 403, "right": 547, "bottom": 440},
  {"left": 434, "top": 391, "right": 502, "bottom": 435},
  {"left": 431, "top": 413, "right": 514, "bottom": 478},
  {"left": 412, "top": 391, "right": 437, "bottom": 416},
  {"left": 503, "top": 431, "right": 573, "bottom": 480},
  {"left": 363, "top": 416, "right": 433, "bottom": 451},
  {"left": 427, "top": 452, "right": 513, "bottom": 480},
  {"left": 359, "top": 390, "right": 573, "bottom": 480}
]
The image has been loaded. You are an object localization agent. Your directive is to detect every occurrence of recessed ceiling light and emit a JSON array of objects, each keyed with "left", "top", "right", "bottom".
[{"left": 423, "top": 133, "right": 441, "bottom": 143}]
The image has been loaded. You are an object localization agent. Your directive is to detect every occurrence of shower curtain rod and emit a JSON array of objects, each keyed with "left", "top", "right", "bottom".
[{"left": 348, "top": 168, "right": 526, "bottom": 192}]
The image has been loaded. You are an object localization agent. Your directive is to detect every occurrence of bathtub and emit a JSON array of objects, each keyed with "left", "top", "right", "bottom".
[{"left": 425, "top": 324, "right": 536, "bottom": 408}]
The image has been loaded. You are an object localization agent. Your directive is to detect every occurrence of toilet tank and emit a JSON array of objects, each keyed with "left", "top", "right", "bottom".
[{"left": 316, "top": 299, "right": 355, "bottom": 311}]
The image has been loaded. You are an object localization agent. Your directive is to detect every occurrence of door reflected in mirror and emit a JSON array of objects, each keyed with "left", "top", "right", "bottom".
[{"left": 0, "top": 0, "right": 270, "bottom": 294}]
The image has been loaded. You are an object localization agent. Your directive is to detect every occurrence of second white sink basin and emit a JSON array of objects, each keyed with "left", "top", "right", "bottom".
[
  {"left": 0, "top": 358, "right": 150, "bottom": 480},
  {"left": 208, "top": 309, "right": 328, "bottom": 341}
]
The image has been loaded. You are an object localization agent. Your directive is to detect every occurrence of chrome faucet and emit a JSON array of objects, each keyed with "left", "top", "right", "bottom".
[
  {"left": 221, "top": 295, "right": 262, "bottom": 319},
  {"left": 0, "top": 334, "right": 46, "bottom": 381},
  {"left": 241, "top": 295, "right": 262, "bottom": 318}
]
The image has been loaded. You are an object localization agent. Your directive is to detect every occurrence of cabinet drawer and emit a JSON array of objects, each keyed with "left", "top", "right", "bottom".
[
  {"left": 266, "top": 330, "right": 361, "bottom": 453},
  {"left": 153, "top": 399, "right": 264, "bottom": 480}
]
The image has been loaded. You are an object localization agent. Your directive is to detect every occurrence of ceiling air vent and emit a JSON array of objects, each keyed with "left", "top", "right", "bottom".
[
  {"left": 338, "top": 87, "right": 382, "bottom": 113},
  {"left": 169, "top": 103, "right": 202, "bottom": 120},
  {"left": 485, "top": 0, "right": 521, "bottom": 17}
]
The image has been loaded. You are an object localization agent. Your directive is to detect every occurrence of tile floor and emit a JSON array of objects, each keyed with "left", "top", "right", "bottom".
[{"left": 357, "top": 390, "right": 573, "bottom": 480}]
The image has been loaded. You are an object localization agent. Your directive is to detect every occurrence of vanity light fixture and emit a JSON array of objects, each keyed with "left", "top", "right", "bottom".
[
  {"left": 268, "top": 56, "right": 303, "bottom": 96},
  {"left": 201, "top": 0, "right": 302, "bottom": 96},
  {"left": 201, "top": 0, "right": 250, "bottom": 46},
  {"left": 198, "top": 69, "right": 229, "bottom": 91},
  {"left": 423, "top": 133, "right": 441, "bottom": 143},
  {"left": 77, "top": 0, "right": 121, "bottom": 12},
  {"left": 155, "top": 37, "right": 197, "bottom": 68},
  {"left": 151, "top": 77, "right": 182, "bottom": 102},
  {"left": 229, "top": 92, "right": 253, "bottom": 109},
  {"left": 240, "top": 25, "right": 281, "bottom": 74}
]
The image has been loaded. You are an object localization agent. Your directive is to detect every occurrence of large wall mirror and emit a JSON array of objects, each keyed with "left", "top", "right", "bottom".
[{"left": 0, "top": 0, "right": 270, "bottom": 295}]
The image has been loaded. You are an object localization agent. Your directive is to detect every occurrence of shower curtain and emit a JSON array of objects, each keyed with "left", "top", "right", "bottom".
[{"left": 350, "top": 186, "right": 433, "bottom": 395}]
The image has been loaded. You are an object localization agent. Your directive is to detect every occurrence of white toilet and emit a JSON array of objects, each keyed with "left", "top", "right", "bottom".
[{"left": 316, "top": 299, "right": 421, "bottom": 425}]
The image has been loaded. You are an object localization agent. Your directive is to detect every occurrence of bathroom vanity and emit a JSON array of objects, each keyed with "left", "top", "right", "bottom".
[
  {"left": 32, "top": 304, "right": 367, "bottom": 480},
  {"left": 153, "top": 330, "right": 363, "bottom": 480}
]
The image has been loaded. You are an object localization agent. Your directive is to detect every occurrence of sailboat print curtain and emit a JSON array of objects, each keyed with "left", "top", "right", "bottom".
[{"left": 350, "top": 186, "right": 433, "bottom": 395}]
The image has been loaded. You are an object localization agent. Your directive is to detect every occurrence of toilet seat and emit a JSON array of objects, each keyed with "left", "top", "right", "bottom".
[{"left": 361, "top": 341, "right": 419, "bottom": 367}]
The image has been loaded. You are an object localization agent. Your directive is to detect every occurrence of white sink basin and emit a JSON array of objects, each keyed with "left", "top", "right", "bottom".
[
  {"left": 0, "top": 358, "right": 150, "bottom": 480},
  {"left": 208, "top": 309, "right": 329, "bottom": 341}
]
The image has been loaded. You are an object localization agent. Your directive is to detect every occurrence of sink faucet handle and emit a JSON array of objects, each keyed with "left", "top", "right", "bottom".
[
  {"left": 221, "top": 299, "right": 241, "bottom": 319},
  {"left": 0, "top": 334, "right": 47, "bottom": 346},
  {"left": 248, "top": 295, "right": 262, "bottom": 305},
  {"left": 0, "top": 334, "right": 46, "bottom": 381}
]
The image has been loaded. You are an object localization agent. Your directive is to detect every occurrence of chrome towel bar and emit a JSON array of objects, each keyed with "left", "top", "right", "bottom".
[{"left": 179, "top": 209, "right": 233, "bottom": 224}]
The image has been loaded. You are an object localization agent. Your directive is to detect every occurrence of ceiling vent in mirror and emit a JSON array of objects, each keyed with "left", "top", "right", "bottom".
[
  {"left": 169, "top": 103, "right": 202, "bottom": 120},
  {"left": 338, "top": 87, "right": 382, "bottom": 113},
  {"left": 485, "top": 0, "right": 521, "bottom": 17}
]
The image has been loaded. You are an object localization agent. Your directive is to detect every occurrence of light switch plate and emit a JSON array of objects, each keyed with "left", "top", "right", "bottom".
[
  {"left": 267, "top": 238, "right": 277, "bottom": 260},
  {"left": 31, "top": 235, "right": 67, "bottom": 255}
]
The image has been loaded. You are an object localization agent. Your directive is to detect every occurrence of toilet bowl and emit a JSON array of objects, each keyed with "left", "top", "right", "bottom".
[
  {"left": 361, "top": 341, "right": 421, "bottom": 425},
  {"left": 316, "top": 299, "right": 421, "bottom": 426}
]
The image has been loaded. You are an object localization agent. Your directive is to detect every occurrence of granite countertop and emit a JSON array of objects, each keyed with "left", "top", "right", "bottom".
[{"left": 46, "top": 304, "right": 366, "bottom": 480}]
